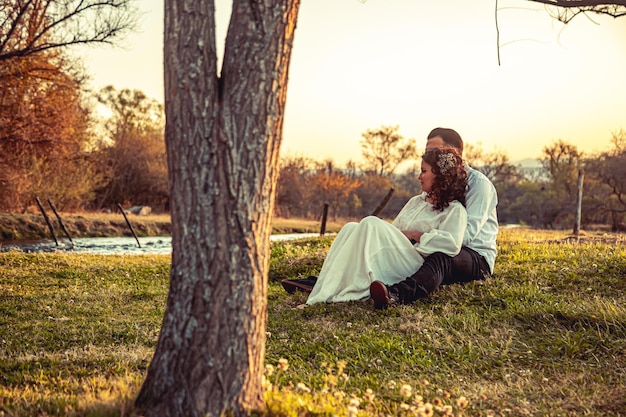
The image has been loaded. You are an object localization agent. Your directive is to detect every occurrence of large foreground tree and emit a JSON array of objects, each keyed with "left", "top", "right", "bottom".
[
  {"left": 135, "top": 1, "right": 300, "bottom": 416},
  {"left": 136, "top": 0, "right": 625, "bottom": 415}
]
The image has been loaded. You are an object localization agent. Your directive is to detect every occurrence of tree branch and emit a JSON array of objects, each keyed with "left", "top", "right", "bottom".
[
  {"left": 527, "top": 0, "right": 626, "bottom": 7},
  {"left": 526, "top": 0, "right": 626, "bottom": 22},
  {"left": 0, "top": 0, "right": 136, "bottom": 61}
]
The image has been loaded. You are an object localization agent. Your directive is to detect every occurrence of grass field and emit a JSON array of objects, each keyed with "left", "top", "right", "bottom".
[{"left": 0, "top": 228, "right": 625, "bottom": 416}]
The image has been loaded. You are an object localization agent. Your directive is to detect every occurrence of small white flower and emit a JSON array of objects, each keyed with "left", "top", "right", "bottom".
[
  {"left": 400, "top": 384, "right": 413, "bottom": 398},
  {"left": 296, "top": 382, "right": 311, "bottom": 393},
  {"left": 363, "top": 388, "right": 375, "bottom": 401}
]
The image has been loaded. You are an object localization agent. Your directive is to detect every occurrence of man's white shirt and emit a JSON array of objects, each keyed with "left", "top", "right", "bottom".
[{"left": 463, "top": 165, "right": 499, "bottom": 274}]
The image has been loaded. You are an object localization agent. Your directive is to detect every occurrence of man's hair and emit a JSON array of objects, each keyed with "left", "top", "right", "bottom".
[{"left": 427, "top": 127, "right": 464, "bottom": 155}]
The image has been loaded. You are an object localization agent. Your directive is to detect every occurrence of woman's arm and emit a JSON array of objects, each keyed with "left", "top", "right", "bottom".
[{"left": 415, "top": 203, "right": 467, "bottom": 257}]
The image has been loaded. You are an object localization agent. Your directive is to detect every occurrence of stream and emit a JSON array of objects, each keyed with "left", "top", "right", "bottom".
[{"left": 1, "top": 233, "right": 323, "bottom": 255}]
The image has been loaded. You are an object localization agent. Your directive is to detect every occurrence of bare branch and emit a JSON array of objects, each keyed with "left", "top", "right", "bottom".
[
  {"left": 526, "top": 0, "right": 626, "bottom": 22},
  {"left": 527, "top": 0, "right": 626, "bottom": 7},
  {"left": 495, "top": 0, "right": 501, "bottom": 65},
  {"left": 0, "top": 0, "right": 138, "bottom": 61}
]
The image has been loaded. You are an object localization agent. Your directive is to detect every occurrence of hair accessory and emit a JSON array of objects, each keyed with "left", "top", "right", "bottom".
[{"left": 437, "top": 152, "right": 456, "bottom": 174}]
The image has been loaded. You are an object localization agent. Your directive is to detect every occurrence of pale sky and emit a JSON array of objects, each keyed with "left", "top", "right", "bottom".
[{"left": 74, "top": 0, "right": 626, "bottom": 164}]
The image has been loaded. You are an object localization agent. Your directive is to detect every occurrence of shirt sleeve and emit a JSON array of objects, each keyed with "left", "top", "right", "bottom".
[
  {"left": 417, "top": 203, "right": 467, "bottom": 257},
  {"left": 464, "top": 174, "right": 498, "bottom": 246}
]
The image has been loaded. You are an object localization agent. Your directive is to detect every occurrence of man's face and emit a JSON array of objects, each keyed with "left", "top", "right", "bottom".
[{"left": 425, "top": 136, "right": 445, "bottom": 151}]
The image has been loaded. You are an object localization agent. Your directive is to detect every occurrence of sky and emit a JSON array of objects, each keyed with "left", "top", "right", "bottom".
[{"left": 74, "top": 0, "right": 626, "bottom": 164}]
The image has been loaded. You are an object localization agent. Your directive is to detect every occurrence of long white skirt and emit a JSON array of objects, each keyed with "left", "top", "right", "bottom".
[{"left": 306, "top": 216, "right": 425, "bottom": 305}]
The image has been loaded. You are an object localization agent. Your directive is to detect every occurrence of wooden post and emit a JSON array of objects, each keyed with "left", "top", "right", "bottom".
[
  {"left": 320, "top": 203, "right": 329, "bottom": 236},
  {"left": 117, "top": 203, "right": 142, "bottom": 248},
  {"left": 370, "top": 188, "right": 395, "bottom": 217},
  {"left": 573, "top": 169, "right": 584, "bottom": 236},
  {"left": 47, "top": 199, "right": 73, "bottom": 244},
  {"left": 35, "top": 197, "right": 59, "bottom": 246}
]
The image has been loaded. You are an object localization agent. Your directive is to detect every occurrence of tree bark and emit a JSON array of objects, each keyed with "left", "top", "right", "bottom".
[{"left": 135, "top": 1, "right": 300, "bottom": 416}]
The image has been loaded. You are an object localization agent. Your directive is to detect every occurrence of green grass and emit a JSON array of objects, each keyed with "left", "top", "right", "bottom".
[{"left": 1, "top": 228, "right": 625, "bottom": 416}]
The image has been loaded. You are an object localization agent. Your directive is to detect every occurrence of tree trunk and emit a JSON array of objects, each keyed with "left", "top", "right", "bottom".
[{"left": 135, "top": 1, "right": 300, "bottom": 416}]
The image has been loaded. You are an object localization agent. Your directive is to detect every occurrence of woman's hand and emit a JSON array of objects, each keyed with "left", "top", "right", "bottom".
[{"left": 402, "top": 230, "right": 424, "bottom": 244}]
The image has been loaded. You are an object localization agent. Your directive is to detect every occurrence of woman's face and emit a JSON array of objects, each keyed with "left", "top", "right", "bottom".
[{"left": 419, "top": 161, "right": 436, "bottom": 193}]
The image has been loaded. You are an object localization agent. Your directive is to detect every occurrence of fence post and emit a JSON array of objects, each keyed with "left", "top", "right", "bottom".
[
  {"left": 35, "top": 197, "right": 59, "bottom": 246},
  {"left": 320, "top": 203, "right": 329, "bottom": 236},
  {"left": 47, "top": 199, "right": 73, "bottom": 244},
  {"left": 370, "top": 188, "right": 395, "bottom": 217},
  {"left": 117, "top": 203, "right": 142, "bottom": 248},
  {"left": 573, "top": 169, "right": 584, "bottom": 236}
]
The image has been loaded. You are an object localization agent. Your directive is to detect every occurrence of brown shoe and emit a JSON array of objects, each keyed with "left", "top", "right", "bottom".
[
  {"left": 370, "top": 280, "right": 398, "bottom": 310},
  {"left": 281, "top": 276, "right": 317, "bottom": 294}
]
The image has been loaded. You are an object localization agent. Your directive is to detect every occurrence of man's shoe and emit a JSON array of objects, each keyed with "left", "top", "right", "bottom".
[
  {"left": 370, "top": 280, "right": 398, "bottom": 310},
  {"left": 281, "top": 276, "right": 318, "bottom": 294}
]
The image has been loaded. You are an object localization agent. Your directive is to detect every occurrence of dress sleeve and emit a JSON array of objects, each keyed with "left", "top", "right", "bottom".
[
  {"left": 416, "top": 203, "right": 467, "bottom": 257},
  {"left": 391, "top": 195, "right": 421, "bottom": 229}
]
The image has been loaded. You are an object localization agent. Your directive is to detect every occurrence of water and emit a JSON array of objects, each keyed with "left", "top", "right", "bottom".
[{"left": 1, "top": 233, "right": 323, "bottom": 255}]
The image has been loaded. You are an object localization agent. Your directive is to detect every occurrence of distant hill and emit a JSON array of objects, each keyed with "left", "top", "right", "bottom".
[{"left": 513, "top": 158, "right": 542, "bottom": 169}]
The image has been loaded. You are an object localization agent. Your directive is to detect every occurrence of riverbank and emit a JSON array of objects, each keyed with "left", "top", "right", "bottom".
[{"left": 0, "top": 212, "right": 345, "bottom": 241}]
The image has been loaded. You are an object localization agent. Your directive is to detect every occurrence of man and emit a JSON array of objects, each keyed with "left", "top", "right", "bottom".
[{"left": 369, "top": 127, "right": 498, "bottom": 309}]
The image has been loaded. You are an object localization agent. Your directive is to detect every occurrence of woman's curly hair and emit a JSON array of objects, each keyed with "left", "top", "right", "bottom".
[{"left": 421, "top": 147, "right": 467, "bottom": 212}]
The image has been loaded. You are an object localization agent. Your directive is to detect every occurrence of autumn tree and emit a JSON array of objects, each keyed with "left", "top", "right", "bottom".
[
  {"left": 93, "top": 86, "right": 167, "bottom": 211},
  {"left": 464, "top": 143, "right": 520, "bottom": 187},
  {"left": 386, "top": 162, "right": 422, "bottom": 215},
  {"left": 352, "top": 173, "right": 395, "bottom": 217},
  {"left": 539, "top": 140, "right": 583, "bottom": 227},
  {"left": 505, "top": 181, "right": 553, "bottom": 226},
  {"left": 275, "top": 154, "right": 313, "bottom": 218},
  {"left": 360, "top": 125, "right": 418, "bottom": 176},
  {"left": 586, "top": 130, "right": 626, "bottom": 231},
  {"left": 0, "top": 0, "right": 138, "bottom": 212},
  {"left": 0, "top": 50, "right": 98, "bottom": 211},
  {"left": 307, "top": 159, "right": 360, "bottom": 220}
]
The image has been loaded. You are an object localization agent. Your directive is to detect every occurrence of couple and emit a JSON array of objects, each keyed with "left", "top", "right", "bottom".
[{"left": 301, "top": 127, "right": 498, "bottom": 309}]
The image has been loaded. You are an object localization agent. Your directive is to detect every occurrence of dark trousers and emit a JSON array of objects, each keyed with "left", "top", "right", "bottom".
[{"left": 390, "top": 247, "right": 491, "bottom": 304}]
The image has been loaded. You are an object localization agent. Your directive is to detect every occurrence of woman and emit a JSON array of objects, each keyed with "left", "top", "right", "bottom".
[{"left": 305, "top": 147, "right": 468, "bottom": 305}]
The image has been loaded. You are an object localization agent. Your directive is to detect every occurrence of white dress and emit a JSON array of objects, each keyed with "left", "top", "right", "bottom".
[{"left": 306, "top": 193, "right": 467, "bottom": 305}]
